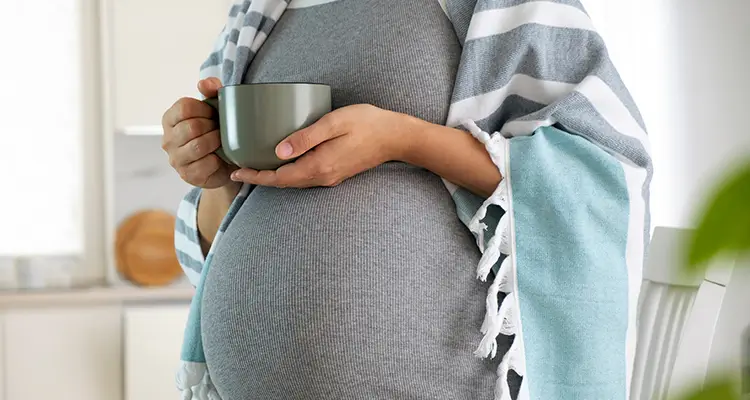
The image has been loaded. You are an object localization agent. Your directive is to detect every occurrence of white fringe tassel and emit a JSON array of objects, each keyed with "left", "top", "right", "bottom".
[
  {"left": 476, "top": 212, "right": 510, "bottom": 280},
  {"left": 463, "top": 119, "right": 525, "bottom": 400},
  {"left": 465, "top": 119, "right": 509, "bottom": 257},
  {"left": 469, "top": 182, "right": 509, "bottom": 254},
  {"left": 495, "top": 335, "right": 526, "bottom": 400},
  {"left": 176, "top": 361, "right": 220, "bottom": 400}
]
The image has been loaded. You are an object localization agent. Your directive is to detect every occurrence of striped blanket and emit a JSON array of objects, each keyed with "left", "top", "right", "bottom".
[{"left": 174, "top": 1, "right": 652, "bottom": 399}]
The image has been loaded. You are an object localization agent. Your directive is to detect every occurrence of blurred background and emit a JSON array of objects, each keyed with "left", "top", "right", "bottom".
[{"left": 0, "top": 0, "right": 748, "bottom": 399}]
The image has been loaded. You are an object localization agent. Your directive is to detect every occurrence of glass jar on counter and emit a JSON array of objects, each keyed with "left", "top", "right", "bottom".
[
  {"left": 15, "top": 255, "right": 79, "bottom": 290},
  {"left": 0, "top": 256, "right": 19, "bottom": 290}
]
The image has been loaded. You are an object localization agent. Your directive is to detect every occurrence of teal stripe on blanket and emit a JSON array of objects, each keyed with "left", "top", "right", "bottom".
[
  {"left": 509, "top": 126, "right": 630, "bottom": 400},
  {"left": 180, "top": 251, "right": 215, "bottom": 363}
]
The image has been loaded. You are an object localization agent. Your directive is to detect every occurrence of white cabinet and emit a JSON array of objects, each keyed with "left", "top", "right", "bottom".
[
  {"left": 106, "top": 0, "right": 232, "bottom": 131},
  {"left": 0, "top": 313, "right": 4, "bottom": 400},
  {"left": 124, "top": 305, "right": 191, "bottom": 400},
  {"left": 4, "top": 306, "right": 122, "bottom": 400}
]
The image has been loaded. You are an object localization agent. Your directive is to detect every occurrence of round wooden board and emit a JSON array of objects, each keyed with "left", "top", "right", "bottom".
[{"left": 115, "top": 210, "right": 183, "bottom": 287}]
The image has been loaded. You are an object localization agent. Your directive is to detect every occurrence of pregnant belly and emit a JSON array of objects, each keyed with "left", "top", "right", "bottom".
[{"left": 201, "top": 163, "right": 502, "bottom": 399}]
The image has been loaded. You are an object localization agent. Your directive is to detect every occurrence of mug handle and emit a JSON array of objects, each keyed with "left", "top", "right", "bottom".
[{"left": 202, "top": 97, "right": 232, "bottom": 165}]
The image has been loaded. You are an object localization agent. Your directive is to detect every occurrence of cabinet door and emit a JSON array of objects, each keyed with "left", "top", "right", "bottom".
[
  {"left": 108, "top": 0, "right": 231, "bottom": 130},
  {"left": 0, "top": 313, "right": 4, "bottom": 400},
  {"left": 4, "top": 306, "right": 122, "bottom": 400},
  {"left": 124, "top": 305, "right": 190, "bottom": 400}
]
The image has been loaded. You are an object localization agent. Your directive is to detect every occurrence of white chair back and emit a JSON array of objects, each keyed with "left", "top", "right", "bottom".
[{"left": 630, "top": 227, "right": 734, "bottom": 399}]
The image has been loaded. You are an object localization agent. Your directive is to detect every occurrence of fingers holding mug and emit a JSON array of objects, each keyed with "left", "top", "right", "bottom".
[
  {"left": 162, "top": 97, "right": 214, "bottom": 130},
  {"left": 177, "top": 154, "right": 228, "bottom": 188},
  {"left": 172, "top": 117, "right": 218, "bottom": 147},
  {"left": 198, "top": 77, "right": 222, "bottom": 98},
  {"left": 171, "top": 128, "right": 222, "bottom": 167}
]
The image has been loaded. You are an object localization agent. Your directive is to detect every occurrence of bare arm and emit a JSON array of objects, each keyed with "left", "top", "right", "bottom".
[
  {"left": 397, "top": 116, "right": 502, "bottom": 198},
  {"left": 196, "top": 183, "right": 242, "bottom": 255}
]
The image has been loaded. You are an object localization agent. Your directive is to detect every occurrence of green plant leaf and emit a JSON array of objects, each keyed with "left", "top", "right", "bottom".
[
  {"left": 688, "top": 160, "right": 750, "bottom": 271},
  {"left": 674, "top": 376, "right": 739, "bottom": 400}
]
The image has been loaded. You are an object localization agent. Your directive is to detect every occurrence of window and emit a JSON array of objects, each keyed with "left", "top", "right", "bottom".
[{"left": 0, "top": 0, "right": 84, "bottom": 256}]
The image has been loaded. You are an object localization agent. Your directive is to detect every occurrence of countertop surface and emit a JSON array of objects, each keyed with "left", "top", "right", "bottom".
[{"left": 0, "top": 285, "right": 194, "bottom": 308}]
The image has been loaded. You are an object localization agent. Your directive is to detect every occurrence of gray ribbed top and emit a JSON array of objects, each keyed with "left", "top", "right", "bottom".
[{"left": 202, "top": 1, "right": 518, "bottom": 398}]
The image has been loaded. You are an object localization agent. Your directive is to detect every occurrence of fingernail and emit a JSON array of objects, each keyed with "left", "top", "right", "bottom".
[
  {"left": 276, "top": 142, "right": 293, "bottom": 158},
  {"left": 230, "top": 171, "right": 241, "bottom": 181}
]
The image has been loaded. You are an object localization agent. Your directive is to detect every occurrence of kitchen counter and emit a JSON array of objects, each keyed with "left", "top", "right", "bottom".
[{"left": 0, "top": 285, "right": 194, "bottom": 308}]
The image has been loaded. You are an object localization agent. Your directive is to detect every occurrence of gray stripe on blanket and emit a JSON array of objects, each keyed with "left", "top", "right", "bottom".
[
  {"left": 200, "top": 52, "right": 222, "bottom": 73},
  {"left": 474, "top": 95, "right": 546, "bottom": 133},
  {"left": 177, "top": 249, "right": 204, "bottom": 273},
  {"left": 474, "top": 0, "right": 587, "bottom": 13},
  {"left": 200, "top": 12, "right": 275, "bottom": 69},
  {"left": 175, "top": 218, "right": 198, "bottom": 243},
  {"left": 552, "top": 92, "right": 651, "bottom": 168},
  {"left": 183, "top": 187, "right": 202, "bottom": 205},
  {"left": 529, "top": 91, "right": 651, "bottom": 168},
  {"left": 223, "top": 59, "right": 237, "bottom": 83},
  {"left": 200, "top": 30, "right": 233, "bottom": 72},
  {"left": 452, "top": 24, "right": 647, "bottom": 131},
  {"left": 446, "top": 0, "right": 477, "bottom": 44},
  {"left": 232, "top": 48, "right": 254, "bottom": 83},
  {"left": 228, "top": 1, "right": 253, "bottom": 18},
  {"left": 240, "top": 11, "right": 276, "bottom": 35}
]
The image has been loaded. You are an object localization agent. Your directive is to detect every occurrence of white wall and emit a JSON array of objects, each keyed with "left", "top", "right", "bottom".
[
  {"left": 584, "top": 0, "right": 750, "bottom": 385},
  {"left": 586, "top": 0, "right": 750, "bottom": 229}
]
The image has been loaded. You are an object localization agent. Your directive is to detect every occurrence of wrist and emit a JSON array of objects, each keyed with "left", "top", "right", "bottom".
[
  {"left": 198, "top": 183, "right": 241, "bottom": 231},
  {"left": 204, "top": 181, "right": 242, "bottom": 201},
  {"left": 196, "top": 182, "right": 241, "bottom": 254},
  {"left": 389, "top": 112, "right": 429, "bottom": 163}
]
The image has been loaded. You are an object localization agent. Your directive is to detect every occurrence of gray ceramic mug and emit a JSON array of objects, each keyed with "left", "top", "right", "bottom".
[{"left": 203, "top": 83, "right": 332, "bottom": 170}]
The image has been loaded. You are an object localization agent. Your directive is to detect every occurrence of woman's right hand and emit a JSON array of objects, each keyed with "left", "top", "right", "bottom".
[{"left": 162, "top": 77, "right": 236, "bottom": 189}]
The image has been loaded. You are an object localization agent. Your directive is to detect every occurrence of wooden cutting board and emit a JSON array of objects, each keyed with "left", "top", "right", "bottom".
[{"left": 115, "top": 210, "right": 183, "bottom": 287}]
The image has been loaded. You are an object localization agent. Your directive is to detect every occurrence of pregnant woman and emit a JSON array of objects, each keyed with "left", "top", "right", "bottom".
[{"left": 162, "top": 1, "right": 651, "bottom": 399}]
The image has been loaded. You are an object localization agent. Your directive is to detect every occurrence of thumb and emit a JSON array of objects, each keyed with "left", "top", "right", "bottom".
[
  {"left": 275, "top": 114, "right": 341, "bottom": 160},
  {"left": 198, "top": 77, "right": 222, "bottom": 98}
]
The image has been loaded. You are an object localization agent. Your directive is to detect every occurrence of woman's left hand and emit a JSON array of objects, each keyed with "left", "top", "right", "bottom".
[{"left": 230, "top": 104, "right": 415, "bottom": 188}]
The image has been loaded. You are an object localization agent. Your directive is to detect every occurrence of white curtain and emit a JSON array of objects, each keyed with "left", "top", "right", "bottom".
[{"left": 0, "top": 0, "right": 85, "bottom": 285}]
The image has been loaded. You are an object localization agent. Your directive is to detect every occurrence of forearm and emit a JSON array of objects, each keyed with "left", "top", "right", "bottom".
[
  {"left": 398, "top": 116, "right": 502, "bottom": 198},
  {"left": 196, "top": 182, "right": 242, "bottom": 255}
]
